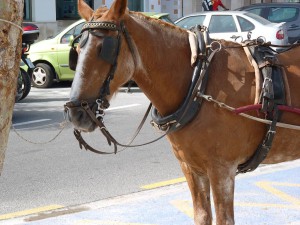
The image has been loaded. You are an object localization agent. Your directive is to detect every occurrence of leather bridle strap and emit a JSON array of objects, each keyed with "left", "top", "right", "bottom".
[{"left": 74, "top": 103, "right": 168, "bottom": 154}]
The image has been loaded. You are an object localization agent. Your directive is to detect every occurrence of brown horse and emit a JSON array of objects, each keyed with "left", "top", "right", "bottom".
[{"left": 65, "top": 0, "right": 300, "bottom": 224}]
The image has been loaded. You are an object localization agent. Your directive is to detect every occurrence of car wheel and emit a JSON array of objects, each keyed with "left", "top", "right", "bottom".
[{"left": 32, "top": 63, "right": 54, "bottom": 88}]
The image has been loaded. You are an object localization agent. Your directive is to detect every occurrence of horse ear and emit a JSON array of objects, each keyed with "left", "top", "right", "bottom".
[
  {"left": 78, "top": 0, "right": 94, "bottom": 21},
  {"left": 108, "top": 0, "right": 128, "bottom": 19}
]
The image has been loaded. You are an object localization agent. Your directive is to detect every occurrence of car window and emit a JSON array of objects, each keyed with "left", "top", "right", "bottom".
[
  {"left": 246, "top": 8, "right": 263, "bottom": 17},
  {"left": 209, "top": 15, "right": 237, "bottom": 33},
  {"left": 245, "top": 12, "right": 271, "bottom": 25},
  {"left": 74, "top": 23, "right": 84, "bottom": 37},
  {"left": 268, "top": 7, "right": 299, "bottom": 23},
  {"left": 176, "top": 15, "right": 205, "bottom": 29},
  {"left": 237, "top": 16, "right": 255, "bottom": 32},
  {"left": 60, "top": 23, "right": 84, "bottom": 44}
]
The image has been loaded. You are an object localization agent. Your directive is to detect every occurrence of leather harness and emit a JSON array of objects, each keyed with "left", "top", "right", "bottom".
[
  {"left": 64, "top": 19, "right": 300, "bottom": 174},
  {"left": 237, "top": 44, "right": 285, "bottom": 173}
]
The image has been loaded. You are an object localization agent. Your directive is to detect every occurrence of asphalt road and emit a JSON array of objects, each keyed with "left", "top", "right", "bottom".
[
  {"left": 3, "top": 160, "right": 300, "bottom": 225},
  {"left": 0, "top": 85, "right": 183, "bottom": 216}
]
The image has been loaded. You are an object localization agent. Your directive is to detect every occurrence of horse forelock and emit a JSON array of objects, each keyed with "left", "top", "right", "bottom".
[{"left": 92, "top": 6, "right": 109, "bottom": 19}]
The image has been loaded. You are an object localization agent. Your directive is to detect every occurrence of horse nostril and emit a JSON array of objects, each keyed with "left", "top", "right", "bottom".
[
  {"left": 64, "top": 106, "right": 82, "bottom": 122},
  {"left": 76, "top": 109, "right": 84, "bottom": 121},
  {"left": 72, "top": 108, "right": 87, "bottom": 123}
]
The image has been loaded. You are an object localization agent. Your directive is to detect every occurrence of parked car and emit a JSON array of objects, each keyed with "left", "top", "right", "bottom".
[
  {"left": 236, "top": 3, "right": 300, "bottom": 44},
  {"left": 175, "top": 11, "right": 288, "bottom": 51},
  {"left": 24, "top": 13, "right": 173, "bottom": 88}
]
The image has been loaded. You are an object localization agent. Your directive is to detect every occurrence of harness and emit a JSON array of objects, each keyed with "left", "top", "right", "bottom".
[
  {"left": 151, "top": 26, "right": 218, "bottom": 132},
  {"left": 236, "top": 44, "right": 286, "bottom": 173},
  {"left": 65, "top": 21, "right": 217, "bottom": 154},
  {"left": 64, "top": 19, "right": 300, "bottom": 174}
]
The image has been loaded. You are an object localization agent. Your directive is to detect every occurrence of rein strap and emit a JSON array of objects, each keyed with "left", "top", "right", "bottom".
[{"left": 74, "top": 103, "right": 168, "bottom": 154}]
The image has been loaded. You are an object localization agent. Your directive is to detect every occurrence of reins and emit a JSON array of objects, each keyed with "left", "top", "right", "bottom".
[
  {"left": 11, "top": 120, "right": 68, "bottom": 144},
  {"left": 73, "top": 102, "right": 169, "bottom": 154},
  {"left": 199, "top": 94, "right": 300, "bottom": 131}
]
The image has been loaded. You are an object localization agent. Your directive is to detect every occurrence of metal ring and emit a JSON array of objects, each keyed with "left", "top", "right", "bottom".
[
  {"left": 81, "top": 101, "right": 89, "bottom": 108},
  {"left": 256, "top": 36, "right": 266, "bottom": 45},
  {"left": 210, "top": 41, "right": 222, "bottom": 52}
]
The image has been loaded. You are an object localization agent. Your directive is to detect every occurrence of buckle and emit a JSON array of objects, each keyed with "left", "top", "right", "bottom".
[{"left": 150, "top": 120, "right": 177, "bottom": 132}]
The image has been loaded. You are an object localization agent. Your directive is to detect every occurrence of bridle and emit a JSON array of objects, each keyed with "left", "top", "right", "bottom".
[
  {"left": 64, "top": 19, "right": 164, "bottom": 154},
  {"left": 68, "top": 20, "right": 130, "bottom": 112}
]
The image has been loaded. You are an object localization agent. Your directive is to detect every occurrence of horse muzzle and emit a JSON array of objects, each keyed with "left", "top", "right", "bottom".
[{"left": 64, "top": 101, "right": 98, "bottom": 132}]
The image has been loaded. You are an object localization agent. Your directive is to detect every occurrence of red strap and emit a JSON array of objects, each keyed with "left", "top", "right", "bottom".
[{"left": 234, "top": 104, "right": 300, "bottom": 116}]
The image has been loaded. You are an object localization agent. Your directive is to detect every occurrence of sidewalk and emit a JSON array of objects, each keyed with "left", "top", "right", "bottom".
[{"left": 1, "top": 160, "right": 300, "bottom": 225}]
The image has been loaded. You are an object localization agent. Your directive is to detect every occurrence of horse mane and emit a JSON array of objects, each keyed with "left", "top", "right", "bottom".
[
  {"left": 91, "top": 6, "right": 193, "bottom": 44},
  {"left": 129, "top": 11, "right": 185, "bottom": 33}
]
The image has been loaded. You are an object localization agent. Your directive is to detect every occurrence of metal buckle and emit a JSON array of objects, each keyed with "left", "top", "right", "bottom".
[
  {"left": 95, "top": 99, "right": 105, "bottom": 120},
  {"left": 150, "top": 120, "right": 176, "bottom": 132}
]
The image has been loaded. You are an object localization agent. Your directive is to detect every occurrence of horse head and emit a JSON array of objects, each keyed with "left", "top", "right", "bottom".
[{"left": 65, "top": 0, "right": 136, "bottom": 132}]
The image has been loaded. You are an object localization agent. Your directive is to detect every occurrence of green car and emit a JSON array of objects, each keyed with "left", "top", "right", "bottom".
[{"left": 25, "top": 13, "right": 173, "bottom": 88}]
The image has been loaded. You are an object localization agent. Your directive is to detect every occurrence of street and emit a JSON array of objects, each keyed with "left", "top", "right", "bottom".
[
  {"left": 0, "top": 85, "right": 299, "bottom": 225},
  {"left": 0, "top": 85, "right": 183, "bottom": 216}
]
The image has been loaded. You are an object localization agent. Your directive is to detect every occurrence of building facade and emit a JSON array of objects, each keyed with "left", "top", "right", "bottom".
[{"left": 24, "top": 0, "right": 299, "bottom": 40}]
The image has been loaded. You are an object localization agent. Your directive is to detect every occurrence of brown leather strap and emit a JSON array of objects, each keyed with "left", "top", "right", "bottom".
[
  {"left": 75, "top": 103, "right": 167, "bottom": 154},
  {"left": 237, "top": 106, "right": 279, "bottom": 174}
]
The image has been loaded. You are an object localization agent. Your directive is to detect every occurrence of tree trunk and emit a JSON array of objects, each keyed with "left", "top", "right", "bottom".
[{"left": 0, "top": 1, "right": 23, "bottom": 175}]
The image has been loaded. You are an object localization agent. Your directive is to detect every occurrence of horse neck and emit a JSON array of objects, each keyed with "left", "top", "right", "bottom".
[{"left": 125, "top": 14, "right": 194, "bottom": 116}]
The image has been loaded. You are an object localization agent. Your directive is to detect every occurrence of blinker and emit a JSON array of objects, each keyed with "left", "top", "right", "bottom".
[
  {"left": 69, "top": 32, "right": 83, "bottom": 71},
  {"left": 99, "top": 36, "right": 119, "bottom": 65},
  {"left": 68, "top": 31, "right": 119, "bottom": 71},
  {"left": 69, "top": 47, "right": 78, "bottom": 71},
  {"left": 68, "top": 31, "right": 90, "bottom": 71}
]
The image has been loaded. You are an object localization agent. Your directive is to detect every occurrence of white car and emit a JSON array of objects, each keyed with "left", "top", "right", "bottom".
[{"left": 175, "top": 11, "right": 288, "bottom": 51}]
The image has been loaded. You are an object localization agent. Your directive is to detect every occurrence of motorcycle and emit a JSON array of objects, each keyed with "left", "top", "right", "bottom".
[{"left": 15, "top": 23, "right": 39, "bottom": 102}]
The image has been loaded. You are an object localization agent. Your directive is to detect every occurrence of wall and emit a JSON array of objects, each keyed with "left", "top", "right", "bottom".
[
  {"left": 31, "top": 0, "right": 56, "bottom": 42},
  {"left": 31, "top": 0, "right": 56, "bottom": 22},
  {"left": 94, "top": 0, "right": 114, "bottom": 8}
]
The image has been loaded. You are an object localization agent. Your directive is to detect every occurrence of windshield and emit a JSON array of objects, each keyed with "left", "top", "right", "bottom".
[{"left": 245, "top": 12, "right": 271, "bottom": 25}]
